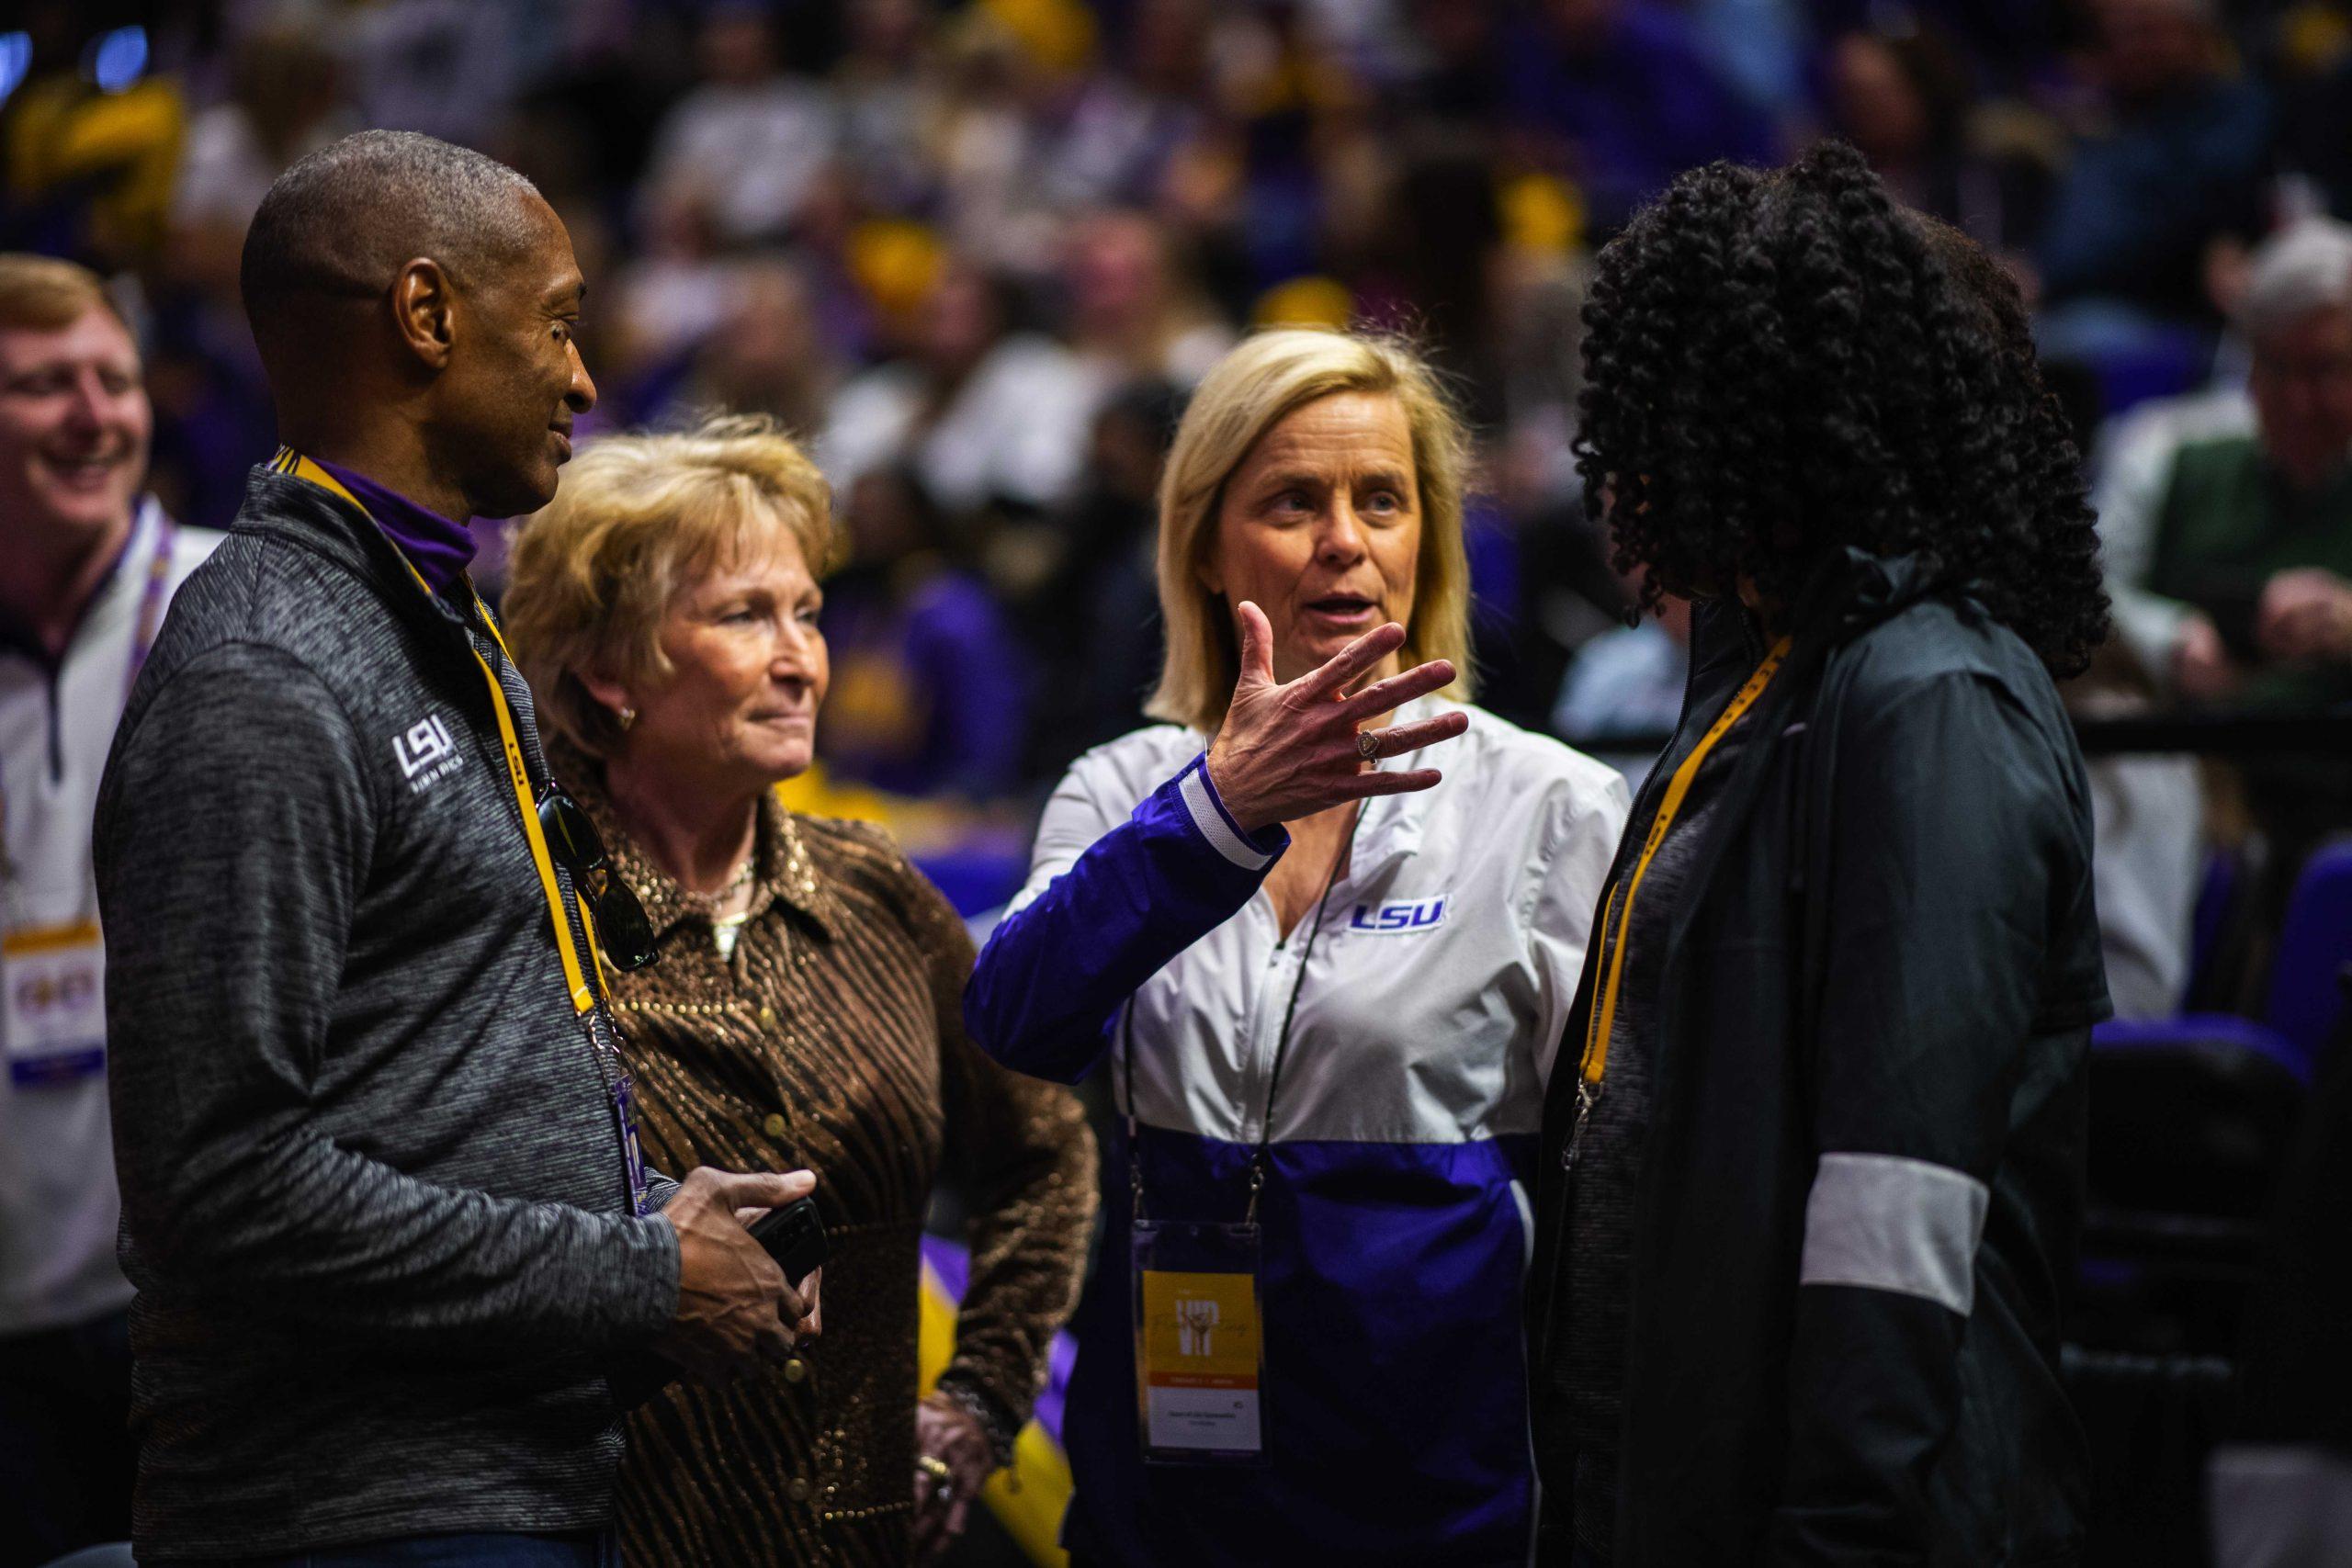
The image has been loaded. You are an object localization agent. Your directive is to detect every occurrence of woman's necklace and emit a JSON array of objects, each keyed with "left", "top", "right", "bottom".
[
  {"left": 695, "top": 851, "right": 762, "bottom": 964},
  {"left": 682, "top": 852, "right": 757, "bottom": 911},
  {"left": 682, "top": 850, "right": 759, "bottom": 958}
]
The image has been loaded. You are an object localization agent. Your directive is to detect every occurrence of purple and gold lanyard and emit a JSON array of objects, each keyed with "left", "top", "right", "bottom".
[
  {"left": 2, "top": 511, "right": 175, "bottom": 897},
  {"left": 124, "top": 513, "right": 175, "bottom": 701}
]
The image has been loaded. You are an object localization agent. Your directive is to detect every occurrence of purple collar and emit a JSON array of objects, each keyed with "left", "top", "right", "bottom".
[{"left": 312, "top": 457, "right": 477, "bottom": 595}]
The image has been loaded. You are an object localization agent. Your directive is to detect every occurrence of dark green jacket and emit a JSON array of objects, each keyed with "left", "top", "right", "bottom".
[
  {"left": 2147, "top": 433, "right": 2352, "bottom": 708},
  {"left": 1527, "top": 551, "right": 2109, "bottom": 1566}
]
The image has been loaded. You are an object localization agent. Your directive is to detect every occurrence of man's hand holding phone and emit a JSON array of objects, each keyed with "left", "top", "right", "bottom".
[{"left": 652, "top": 1167, "right": 819, "bottom": 1387}]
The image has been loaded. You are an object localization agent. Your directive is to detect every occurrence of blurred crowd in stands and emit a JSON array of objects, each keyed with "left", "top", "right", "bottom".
[{"left": 7, "top": 0, "right": 2352, "bottom": 1010}]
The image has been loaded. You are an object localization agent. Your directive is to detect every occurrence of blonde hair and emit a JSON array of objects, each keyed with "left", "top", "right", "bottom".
[
  {"left": 503, "top": 412, "right": 837, "bottom": 757},
  {"left": 0, "top": 254, "right": 124, "bottom": 333},
  {"left": 1147, "top": 327, "right": 1474, "bottom": 732}
]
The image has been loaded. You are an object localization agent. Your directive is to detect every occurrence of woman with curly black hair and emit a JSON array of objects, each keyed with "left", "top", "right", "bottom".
[{"left": 1524, "top": 141, "right": 2112, "bottom": 1567}]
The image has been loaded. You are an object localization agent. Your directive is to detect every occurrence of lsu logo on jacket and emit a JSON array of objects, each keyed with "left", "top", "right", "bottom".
[{"left": 1346, "top": 893, "right": 1449, "bottom": 935}]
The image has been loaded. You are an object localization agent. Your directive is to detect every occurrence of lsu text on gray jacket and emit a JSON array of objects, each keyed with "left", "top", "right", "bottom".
[{"left": 96, "top": 463, "right": 680, "bottom": 1559}]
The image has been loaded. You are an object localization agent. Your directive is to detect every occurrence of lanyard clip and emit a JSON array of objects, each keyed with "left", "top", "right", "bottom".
[{"left": 1562, "top": 1079, "right": 1601, "bottom": 1172}]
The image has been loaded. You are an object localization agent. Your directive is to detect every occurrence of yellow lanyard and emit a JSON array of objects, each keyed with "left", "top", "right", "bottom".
[
  {"left": 277, "top": 449, "right": 611, "bottom": 1015},
  {"left": 1566, "top": 634, "right": 1792, "bottom": 1164}
]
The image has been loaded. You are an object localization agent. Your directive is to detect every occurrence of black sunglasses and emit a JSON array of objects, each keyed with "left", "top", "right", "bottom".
[{"left": 537, "top": 788, "right": 658, "bottom": 972}]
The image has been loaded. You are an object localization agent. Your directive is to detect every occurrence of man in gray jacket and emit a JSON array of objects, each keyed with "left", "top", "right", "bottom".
[{"left": 96, "top": 131, "right": 815, "bottom": 1565}]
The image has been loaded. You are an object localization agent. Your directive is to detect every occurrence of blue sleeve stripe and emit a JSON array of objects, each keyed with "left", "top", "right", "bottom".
[{"left": 1178, "top": 758, "right": 1276, "bottom": 871}]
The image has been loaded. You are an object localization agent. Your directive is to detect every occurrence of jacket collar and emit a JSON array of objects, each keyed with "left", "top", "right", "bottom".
[
  {"left": 1685, "top": 547, "right": 1950, "bottom": 680},
  {"left": 1789, "top": 547, "right": 1946, "bottom": 641},
  {"left": 308, "top": 454, "right": 478, "bottom": 595},
  {"left": 548, "top": 737, "right": 840, "bottom": 944},
  {"left": 235, "top": 463, "right": 480, "bottom": 641},
  {"left": 0, "top": 494, "right": 167, "bottom": 671}
]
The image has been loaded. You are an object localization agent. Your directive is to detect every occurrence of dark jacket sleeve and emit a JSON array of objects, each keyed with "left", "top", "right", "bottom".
[
  {"left": 963, "top": 753, "right": 1284, "bottom": 1084},
  {"left": 881, "top": 851, "right": 1099, "bottom": 1433},
  {"left": 98, "top": 643, "right": 678, "bottom": 1355},
  {"left": 1766, "top": 670, "right": 2087, "bottom": 1563}
]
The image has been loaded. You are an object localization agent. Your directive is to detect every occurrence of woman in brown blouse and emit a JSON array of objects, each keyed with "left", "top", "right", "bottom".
[{"left": 502, "top": 413, "right": 1095, "bottom": 1568}]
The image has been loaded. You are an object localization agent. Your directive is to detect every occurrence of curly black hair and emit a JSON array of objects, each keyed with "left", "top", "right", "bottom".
[{"left": 1574, "top": 141, "right": 2109, "bottom": 674}]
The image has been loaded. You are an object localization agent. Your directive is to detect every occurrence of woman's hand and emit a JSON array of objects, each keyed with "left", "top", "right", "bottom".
[
  {"left": 911, "top": 1393, "right": 995, "bottom": 1562},
  {"left": 1205, "top": 601, "right": 1469, "bottom": 831}
]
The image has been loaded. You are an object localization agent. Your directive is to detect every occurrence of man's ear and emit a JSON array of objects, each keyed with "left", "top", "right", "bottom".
[{"left": 390, "top": 258, "right": 457, "bottom": 372}]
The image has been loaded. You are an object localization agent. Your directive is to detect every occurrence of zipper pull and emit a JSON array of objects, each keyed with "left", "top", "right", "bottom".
[{"left": 1562, "top": 1080, "right": 1601, "bottom": 1171}]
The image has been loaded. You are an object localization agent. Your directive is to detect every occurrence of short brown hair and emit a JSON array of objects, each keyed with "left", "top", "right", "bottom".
[
  {"left": 1147, "top": 328, "right": 1474, "bottom": 732},
  {"left": 0, "top": 254, "right": 125, "bottom": 333},
  {"left": 502, "top": 413, "right": 838, "bottom": 757}
]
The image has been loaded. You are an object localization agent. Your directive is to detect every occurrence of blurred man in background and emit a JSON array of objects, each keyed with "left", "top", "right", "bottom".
[
  {"left": 2102, "top": 219, "right": 2352, "bottom": 706},
  {"left": 0, "top": 253, "right": 220, "bottom": 1568}
]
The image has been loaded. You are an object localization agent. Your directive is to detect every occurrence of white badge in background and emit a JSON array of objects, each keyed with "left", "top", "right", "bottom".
[{"left": 3, "top": 921, "right": 107, "bottom": 1086}]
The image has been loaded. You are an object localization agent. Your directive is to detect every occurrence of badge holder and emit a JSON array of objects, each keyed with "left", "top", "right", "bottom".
[
  {"left": 1131, "top": 1201, "right": 1270, "bottom": 1466},
  {"left": 1117, "top": 792, "right": 1363, "bottom": 1469},
  {"left": 3, "top": 921, "right": 109, "bottom": 1087},
  {"left": 612, "top": 1069, "right": 652, "bottom": 1217}
]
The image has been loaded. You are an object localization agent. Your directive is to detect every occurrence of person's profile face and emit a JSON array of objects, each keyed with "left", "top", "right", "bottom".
[
  {"left": 0, "top": 306, "right": 151, "bottom": 552},
  {"left": 1200, "top": 390, "right": 1423, "bottom": 689},
  {"left": 438, "top": 191, "right": 597, "bottom": 518},
  {"left": 628, "top": 521, "right": 830, "bottom": 791},
  {"left": 2252, "top": 303, "right": 2352, "bottom": 486}
]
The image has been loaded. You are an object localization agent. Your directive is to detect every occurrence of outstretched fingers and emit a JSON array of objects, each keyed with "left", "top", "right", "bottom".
[
  {"left": 1340, "top": 657, "right": 1457, "bottom": 718},
  {"left": 1361, "top": 709, "right": 1470, "bottom": 759},
  {"left": 1297, "top": 621, "right": 1408, "bottom": 701},
  {"left": 1337, "top": 766, "right": 1444, "bottom": 798}
]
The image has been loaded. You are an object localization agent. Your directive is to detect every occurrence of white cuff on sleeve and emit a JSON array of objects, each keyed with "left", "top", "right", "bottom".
[
  {"left": 1178, "top": 761, "right": 1277, "bottom": 872},
  {"left": 2210, "top": 1444, "right": 2352, "bottom": 1567},
  {"left": 1799, "top": 1151, "right": 1989, "bottom": 1314}
]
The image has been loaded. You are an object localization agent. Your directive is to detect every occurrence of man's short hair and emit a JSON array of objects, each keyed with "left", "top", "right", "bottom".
[
  {"left": 0, "top": 254, "right": 126, "bottom": 333},
  {"left": 239, "top": 130, "right": 543, "bottom": 327},
  {"left": 2239, "top": 218, "right": 2352, "bottom": 341}
]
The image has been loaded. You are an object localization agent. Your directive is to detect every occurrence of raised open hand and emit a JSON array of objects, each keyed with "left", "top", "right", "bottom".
[{"left": 1204, "top": 601, "right": 1468, "bottom": 832}]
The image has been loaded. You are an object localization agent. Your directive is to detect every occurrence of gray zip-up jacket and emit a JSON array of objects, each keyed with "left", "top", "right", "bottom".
[{"left": 95, "top": 464, "right": 681, "bottom": 1559}]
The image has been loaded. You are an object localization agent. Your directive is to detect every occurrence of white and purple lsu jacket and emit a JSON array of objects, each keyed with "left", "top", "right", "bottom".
[{"left": 966, "top": 697, "right": 1627, "bottom": 1566}]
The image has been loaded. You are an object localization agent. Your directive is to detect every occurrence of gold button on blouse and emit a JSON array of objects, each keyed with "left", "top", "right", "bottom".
[
  {"left": 783, "top": 1357, "right": 808, "bottom": 1384},
  {"left": 785, "top": 1477, "right": 811, "bottom": 1504},
  {"left": 762, "top": 1112, "right": 787, "bottom": 1138}
]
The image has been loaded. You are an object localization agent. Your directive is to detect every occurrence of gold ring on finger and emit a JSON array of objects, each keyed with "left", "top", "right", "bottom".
[
  {"left": 917, "top": 1454, "right": 952, "bottom": 1481},
  {"left": 1356, "top": 729, "right": 1380, "bottom": 761}
]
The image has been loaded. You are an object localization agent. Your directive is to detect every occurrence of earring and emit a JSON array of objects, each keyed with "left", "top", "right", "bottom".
[{"left": 618, "top": 706, "right": 637, "bottom": 731}]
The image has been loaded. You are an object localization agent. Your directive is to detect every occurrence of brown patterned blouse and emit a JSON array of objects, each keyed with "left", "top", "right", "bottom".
[{"left": 551, "top": 746, "right": 1096, "bottom": 1568}]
